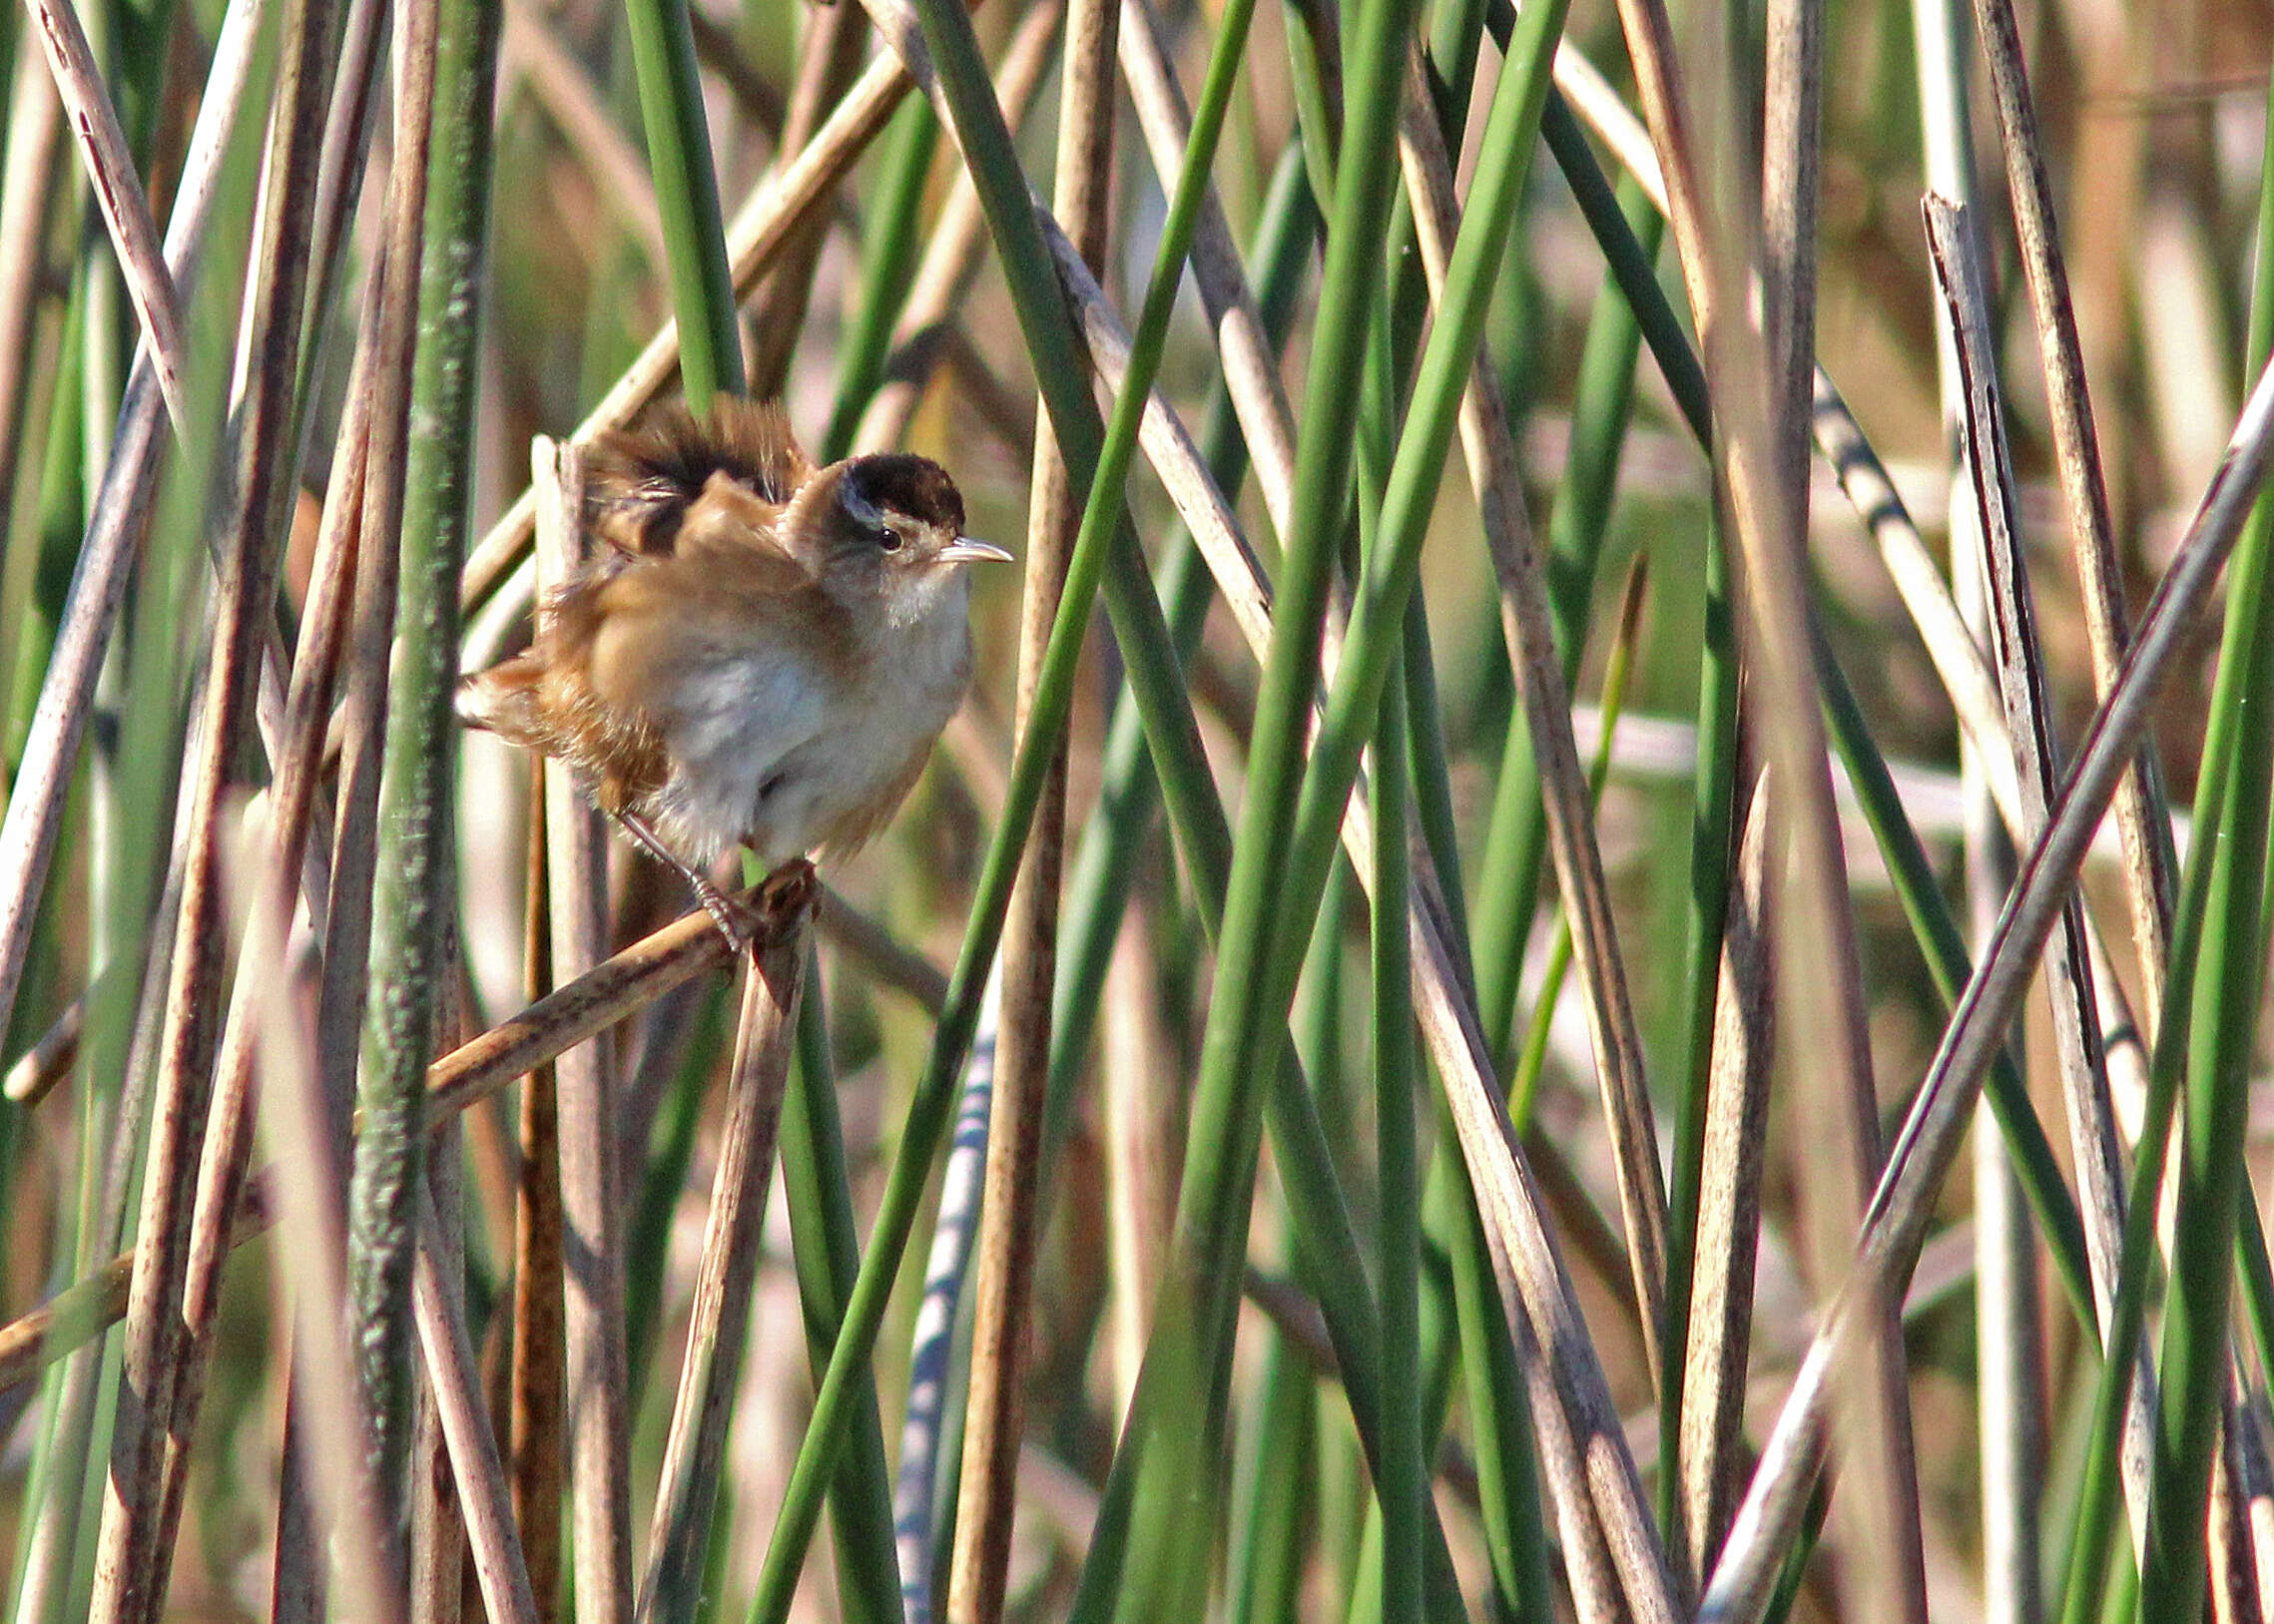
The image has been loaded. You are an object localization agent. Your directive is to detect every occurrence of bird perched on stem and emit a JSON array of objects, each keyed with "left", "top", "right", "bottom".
[{"left": 458, "top": 398, "right": 1011, "bottom": 944}]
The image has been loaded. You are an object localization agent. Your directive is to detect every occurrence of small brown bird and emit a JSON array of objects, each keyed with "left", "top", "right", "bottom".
[{"left": 458, "top": 398, "right": 1011, "bottom": 942}]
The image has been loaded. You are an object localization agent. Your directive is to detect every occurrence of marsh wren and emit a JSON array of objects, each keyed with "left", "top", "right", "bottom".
[{"left": 458, "top": 398, "right": 1011, "bottom": 943}]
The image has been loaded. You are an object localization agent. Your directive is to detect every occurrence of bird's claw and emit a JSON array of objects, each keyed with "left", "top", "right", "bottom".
[
  {"left": 697, "top": 890, "right": 769, "bottom": 952},
  {"left": 697, "top": 858, "right": 819, "bottom": 953}
]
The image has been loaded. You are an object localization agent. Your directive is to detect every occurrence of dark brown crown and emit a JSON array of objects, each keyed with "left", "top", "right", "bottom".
[
  {"left": 588, "top": 398, "right": 810, "bottom": 555},
  {"left": 843, "top": 453, "right": 964, "bottom": 534}
]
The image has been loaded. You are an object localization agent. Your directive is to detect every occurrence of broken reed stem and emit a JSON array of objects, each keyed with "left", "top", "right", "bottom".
[
  {"left": 511, "top": 762, "right": 566, "bottom": 1624},
  {"left": 1925, "top": 194, "right": 2156, "bottom": 1550},
  {"left": 637, "top": 904, "right": 813, "bottom": 1624},
  {"left": 1966, "top": 0, "right": 2178, "bottom": 1021},
  {"left": 533, "top": 436, "right": 634, "bottom": 1624}
]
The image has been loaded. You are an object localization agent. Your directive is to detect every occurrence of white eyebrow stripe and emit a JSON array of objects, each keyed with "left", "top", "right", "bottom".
[{"left": 838, "top": 474, "right": 888, "bottom": 532}]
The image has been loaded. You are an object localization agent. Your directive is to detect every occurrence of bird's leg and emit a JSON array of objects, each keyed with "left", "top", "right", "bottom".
[{"left": 610, "top": 810, "right": 765, "bottom": 948}]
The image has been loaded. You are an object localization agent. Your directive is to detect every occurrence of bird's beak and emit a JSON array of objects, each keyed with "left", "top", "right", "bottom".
[{"left": 938, "top": 537, "right": 1014, "bottom": 565}]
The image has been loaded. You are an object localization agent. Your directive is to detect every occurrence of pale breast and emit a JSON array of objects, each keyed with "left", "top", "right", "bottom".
[{"left": 625, "top": 569, "right": 975, "bottom": 867}]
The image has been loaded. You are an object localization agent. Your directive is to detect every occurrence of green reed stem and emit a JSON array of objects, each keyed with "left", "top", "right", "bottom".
[
  {"left": 1370, "top": 662, "right": 1424, "bottom": 1624},
  {"left": 1070, "top": 0, "right": 1427, "bottom": 1595},
  {"left": 621, "top": 0, "right": 739, "bottom": 405},
  {"left": 2134, "top": 76, "right": 2274, "bottom": 1612},
  {"left": 822, "top": 95, "right": 937, "bottom": 461},
  {"left": 349, "top": 0, "right": 496, "bottom": 1532},
  {"left": 744, "top": 0, "right": 1269, "bottom": 1610},
  {"left": 780, "top": 962, "right": 901, "bottom": 1624},
  {"left": 1041, "top": 145, "right": 1315, "bottom": 1159}
]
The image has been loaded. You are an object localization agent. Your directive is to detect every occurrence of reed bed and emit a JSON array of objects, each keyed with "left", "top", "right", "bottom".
[{"left": 0, "top": 0, "right": 2269, "bottom": 1617}]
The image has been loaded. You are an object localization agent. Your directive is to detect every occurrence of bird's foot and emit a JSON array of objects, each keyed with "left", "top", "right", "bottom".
[
  {"left": 688, "top": 874, "right": 768, "bottom": 951},
  {"left": 691, "top": 857, "right": 819, "bottom": 953}
]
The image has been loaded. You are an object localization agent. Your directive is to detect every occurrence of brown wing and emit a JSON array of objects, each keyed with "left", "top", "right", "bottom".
[
  {"left": 667, "top": 470, "right": 816, "bottom": 596},
  {"left": 585, "top": 398, "right": 817, "bottom": 558},
  {"left": 459, "top": 566, "right": 670, "bottom": 814}
]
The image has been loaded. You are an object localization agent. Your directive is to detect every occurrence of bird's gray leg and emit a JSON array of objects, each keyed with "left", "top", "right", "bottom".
[{"left": 610, "top": 809, "right": 763, "bottom": 948}]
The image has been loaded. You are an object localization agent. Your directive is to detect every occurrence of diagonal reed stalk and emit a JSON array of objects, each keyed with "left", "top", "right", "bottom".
[
  {"left": 0, "top": 0, "right": 272, "bottom": 1068},
  {"left": 0, "top": 885, "right": 762, "bottom": 1401},
  {"left": 1925, "top": 194, "right": 2156, "bottom": 1552},
  {"left": 740, "top": 0, "right": 1308, "bottom": 1613},
  {"left": 21, "top": 0, "right": 189, "bottom": 429},
  {"left": 1, "top": 2, "right": 2266, "bottom": 1618},
  {"left": 90, "top": 0, "right": 339, "bottom": 1603},
  {"left": 1702, "top": 342, "right": 2274, "bottom": 1619}
]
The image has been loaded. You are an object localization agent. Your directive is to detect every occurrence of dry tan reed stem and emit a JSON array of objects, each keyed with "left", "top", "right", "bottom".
[
  {"left": 142, "top": 263, "right": 381, "bottom": 1600},
  {"left": 1678, "top": 775, "right": 1773, "bottom": 1585},
  {"left": 1927, "top": 195, "right": 2156, "bottom": 1551},
  {"left": 0, "top": 0, "right": 268, "bottom": 1042},
  {"left": 1966, "top": 0, "right": 2177, "bottom": 1027},
  {"left": 1577, "top": 0, "right": 1933, "bottom": 1604},
  {"left": 1702, "top": 346, "right": 2274, "bottom": 1621},
  {"left": 255, "top": 945, "right": 403, "bottom": 1624},
  {"left": 0, "top": 52, "right": 64, "bottom": 542},
  {"left": 1103, "top": 895, "right": 1178, "bottom": 1413},
  {"left": 412, "top": 1147, "right": 469, "bottom": 1624},
  {"left": 1769, "top": 0, "right": 1928, "bottom": 1606},
  {"left": 0, "top": 896, "right": 743, "bottom": 1399},
  {"left": 1114, "top": 0, "right": 1299, "bottom": 540},
  {"left": 91, "top": 0, "right": 343, "bottom": 1601},
  {"left": 1397, "top": 42, "right": 1669, "bottom": 1391},
  {"left": 533, "top": 437, "right": 634, "bottom": 1624},
  {"left": 511, "top": 766, "right": 566, "bottom": 1624},
  {"left": 416, "top": 1180, "right": 543, "bottom": 1624},
  {"left": 637, "top": 906, "right": 812, "bottom": 1624},
  {"left": 24, "top": 0, "right": 189, "bottom": 426},
  {"left": 946, "top": 0, "right": 1115, "bottom": 1612}
]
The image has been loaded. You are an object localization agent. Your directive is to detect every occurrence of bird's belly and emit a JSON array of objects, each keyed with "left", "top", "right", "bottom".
[
  {"left": 648, "top": 639, "right": 963, "bottom": 867},
  {"left": 745, "top": 683, "right": 959, "bottom": 860}
]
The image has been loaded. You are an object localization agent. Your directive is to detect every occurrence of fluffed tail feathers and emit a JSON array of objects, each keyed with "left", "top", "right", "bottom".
[{"left": 455, "top": 659, "right": 541, "bottom": 741}]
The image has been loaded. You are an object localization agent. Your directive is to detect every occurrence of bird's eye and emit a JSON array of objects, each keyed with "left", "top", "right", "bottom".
[{"left": 877, "top": 524, "right": 904, "bottom": 553}]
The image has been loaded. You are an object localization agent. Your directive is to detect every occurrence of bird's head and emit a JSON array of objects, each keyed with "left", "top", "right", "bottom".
[{"left": 786, "top": 453, "right": 1012, "bottom": 622}]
